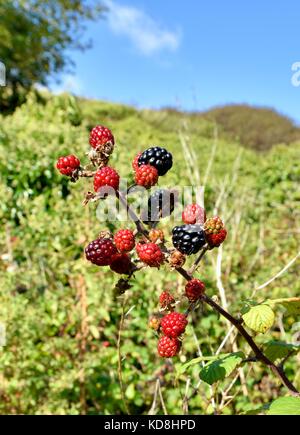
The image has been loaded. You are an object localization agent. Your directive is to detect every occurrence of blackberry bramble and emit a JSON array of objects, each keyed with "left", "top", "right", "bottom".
[{"left": 55, "top": 124, "right": 231, "bottom": 363}]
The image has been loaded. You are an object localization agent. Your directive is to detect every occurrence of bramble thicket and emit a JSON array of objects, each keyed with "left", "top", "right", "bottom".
[{"left": 0, "top": 92, "right": 299, "bottom": 415}]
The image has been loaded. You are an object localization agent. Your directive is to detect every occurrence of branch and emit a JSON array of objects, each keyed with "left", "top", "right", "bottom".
[
  {"left": 188, "top": 245, "right": 209, "bottom": 275},
  {"left": 202, "top": 294, "right": 300, "bottom": 397},
  {"left": 116, "top": 189, "right": 300, "bottom": 397},
  {"left": 116, "top": 190, "right": 149, "bottom": 238}
]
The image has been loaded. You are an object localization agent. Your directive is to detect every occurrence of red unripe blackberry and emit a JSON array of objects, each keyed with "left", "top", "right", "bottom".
[
  {"left": 56, "top": 155, "right": 80, "bottom": 176},
  {"left": 204, "top": 216, "right": 227, "bottom": 248},
  {"left": 136, "top": 243, "right": 164, "bottom": 267},
  {"left": 135, "top": 165, "right": 158, "bottom": 189},
  {"left": 159, "top": 291, "right": 175, "bottom": 309},
  {"left": 89, "top": 125, "right": 115, "bottom": 149},
  {"left": 85, "top": 238, "right": 117, "bottom": 266},
  {"left": 94, "top": 166, "right": 120, "bottom": 192},
  {"left": 132, "top": 152, "right": 142, "bottom": 171},
  {"left": 182, "top": 204, "right": 206, "bottom": 225},
  {"left": 158, "top": 336, "right": 181, "bottom": 358},
  {"left": 161, "top": 312, "right": 188, "bottom": 338},
  {"left": 206, "top": 229, "right": 227, "bottom": 248},
  {"left": 114, "top": 229, "right": 135, "bottom": 253},
  {"left": 110, "top": 253, "right": 132, "bottom": 275},
  {"left": 185, "top": 279, "right": 206, "bottom": 301}
]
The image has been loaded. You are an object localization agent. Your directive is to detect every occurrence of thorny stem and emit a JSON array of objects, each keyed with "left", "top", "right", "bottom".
[
  {"left": 78, "top": 169, "right": 97, "bottom": 178},
  {"left": 202, "top": 295, "right": 300, "bottom": 396},
  {"left": 189, "top": 245, "right": 209, "bottom": 275},
  {"left": 118, "top": 192, "right": 300, "bottom": 397},
  {"left": 117, "top": 190, "right": 149, "bottom": 238}
]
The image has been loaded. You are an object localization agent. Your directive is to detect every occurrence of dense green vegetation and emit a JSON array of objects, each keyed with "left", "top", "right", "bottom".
[{"left": 0, "top": 92, "right": 299, "bottom": 414}]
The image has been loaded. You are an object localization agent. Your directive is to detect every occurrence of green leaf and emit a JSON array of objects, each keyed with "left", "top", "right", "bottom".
[
  {"left": 242, "top": 304, "right": 275, "bottom": 333},
  {"left": 267, "top": 397, "right": 300, "bottom": 415},
  {"left": 240, "top": 406, "right": 267, "bottom": 415},
  {"left": 264, "top": 341, "right": 300, "bottom": 362},
  {"left": 199, "top": 352, "right": 245, "bottom": 385},
  {"left": 267, "top": 298, "right": 300, "bottom": 316},
  {"left": 177, "top": 356, "right": 219, "bottom": 378},
  {"left": 125, "top": 383, "right": 135, "bottom": 400}
]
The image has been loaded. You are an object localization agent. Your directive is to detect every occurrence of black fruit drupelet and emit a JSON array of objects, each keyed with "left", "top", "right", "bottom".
[
  {"left": 138, "top": 147, "right": 173, "bottom": 176},
  {"left": 172, "top": 225, "right": 206, "bottom": 255},
  {"left": 141, "top": 189, "right": 175, "bottom": 225}
]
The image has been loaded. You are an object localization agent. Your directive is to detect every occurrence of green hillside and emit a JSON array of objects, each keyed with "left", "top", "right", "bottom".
[
  {"left": 202, "top": 104, "right": 300, "bottom": 151},
  {"left": 0, "top": 92, "right": 299, "bottom": 415}
]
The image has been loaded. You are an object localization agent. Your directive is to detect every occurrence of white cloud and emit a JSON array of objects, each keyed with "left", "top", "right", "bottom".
[
  {"left": 52, "top": 75, "right": 83, "bottom": 95},
  {"left": 105, "top": 0, "right": 181, "bottom": 56}
]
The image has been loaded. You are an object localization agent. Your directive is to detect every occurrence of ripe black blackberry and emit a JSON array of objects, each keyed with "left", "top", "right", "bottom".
[
  {"left": 138, "top": 147, "right": 173, "bottom": 176},
  {"left": 172, "top": 225, "right": 206, "bottom": 255},
  {"left": 141, "top": 189, "right": 175, "bottom": 225}
]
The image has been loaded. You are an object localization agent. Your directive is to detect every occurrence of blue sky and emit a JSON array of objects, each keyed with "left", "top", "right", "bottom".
[{"left": 52, "top": 0, "right": 300, "bottom": 122}]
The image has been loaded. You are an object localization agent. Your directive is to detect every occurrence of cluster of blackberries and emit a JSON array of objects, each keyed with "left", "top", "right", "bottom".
[
  {"left": 133, "top": 147, "right": 173, "bottom": 189},
  {"left": 56, "top": 124, "right": 228, "bottom": 360},
  {"left": 85, "top": 229, "right": 166, "bottom": 274},
  {"left": 172, "top": 205, "right": 227, "bottom": 254},
  {"left": 150, "top": 280, "right": 206, "bottom": 357}
]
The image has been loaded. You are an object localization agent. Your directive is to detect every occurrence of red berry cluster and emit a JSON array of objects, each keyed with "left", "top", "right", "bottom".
[
  {"left": 56, "top": 125, "right": 228, "bottom": 360},
  {"left": 132, "top": 147, "right": 173, "bottom": 189},
  {"left": 154, "top": 279, "right": 206, "bottom": 358},
  {"left": 156, "top": 292, "right": 187, "bottom": 358}
]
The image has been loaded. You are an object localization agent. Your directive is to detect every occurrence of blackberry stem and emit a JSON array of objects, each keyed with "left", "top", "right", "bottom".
[
  {"left": 117, "top": 190, "right": 149, "bottom": 238},
  {"left": 118, "top": 189, "right": 300, "bottom": 397},
  {"left": 189, "top": 245, "right": 209, "bottom": 275}
]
